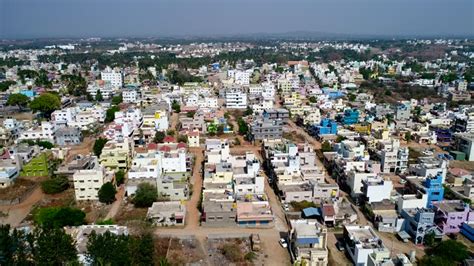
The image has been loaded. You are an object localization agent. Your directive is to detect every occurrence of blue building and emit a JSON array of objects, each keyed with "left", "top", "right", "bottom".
[
  {"left": 431, "top": 126, "right": 453, "bottom": 144},
  {"left": 341, "top": 109, "right": 359, "bottom": 125},
  {"left": 322, "top": 88, "right": 345, "bottom": 99},
  {"left": 401, "top": 208, "right": 442, "bottom": 245},
  {"left": 460, "top": 223, "right": 474, "bottom": 242},
  {"left": 19, "top": 89, "right": 36, "bottom": 98},
  {"left": 312, "top": 118, "right": 338, "bottom": 136},
  {"left": 423, "top": 174, "right": 444, "bottom": 207}
]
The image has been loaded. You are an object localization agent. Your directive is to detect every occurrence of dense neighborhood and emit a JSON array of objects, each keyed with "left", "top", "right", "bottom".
[{"left": 0, "top": 38, "right": 473, "bottom": 265}]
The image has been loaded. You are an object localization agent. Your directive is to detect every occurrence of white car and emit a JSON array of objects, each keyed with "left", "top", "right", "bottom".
[{"left": 279, "top": 238, "right": 288, "bottom": 248}]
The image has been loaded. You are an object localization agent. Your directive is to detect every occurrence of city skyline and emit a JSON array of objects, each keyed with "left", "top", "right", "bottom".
[{"left": 1, "top": 0, "right": 473, "bottom": 39}]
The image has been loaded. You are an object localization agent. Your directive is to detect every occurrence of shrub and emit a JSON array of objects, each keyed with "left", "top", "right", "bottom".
[
  {"left": 98, "top": 182, "right": 117, "bottom": 204},
  {"left": 41, "top": 175, "right": 69, "bottom": 194},
  {"left": 34, "top": 207, "right": 85, "bottom": 229},
  {"left": 133, "top": 183, "right": 158, "bottom": 208},
  {"left": 115, "top": 170, "right": 125, "bottom": 185}
]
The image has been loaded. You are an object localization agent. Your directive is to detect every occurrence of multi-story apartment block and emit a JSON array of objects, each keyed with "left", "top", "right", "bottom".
[
  {"left": 225, "top": 89, "right": 247, "bottom": 109},
  {"left": 250, "top": 118, "right": 283, "bottom": 141},
  {"left": 101, "top": 67, "right": 123, "bottom": 87},
  {"left": 343, "top": 225, "right": 390, "bottom": 265},
  {"left": 73, "top": 162, "right": 105, "bottom": 201},
  {"left": 289, "top": 220, "right": 328, "bottom": 266}
]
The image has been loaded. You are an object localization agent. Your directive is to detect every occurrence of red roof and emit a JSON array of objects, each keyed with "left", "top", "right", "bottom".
[
  {"left": 322, "top": 205, "right": 335, "bottom": 216},
  {"left": 159, "top": 145, "right": 171, "bottom": 152},
  {"left": 163, "top": 136, "right": 176, "bottom": 143},
  {"left": 177, "top": 142, "right": 187, "bottom": 149},
  {"left": 147, "top": 143, "right": 158, "bottom": 150}
]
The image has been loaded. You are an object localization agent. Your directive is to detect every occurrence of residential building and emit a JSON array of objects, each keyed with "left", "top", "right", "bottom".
[
  {"left": 236, "top": 201, "right": 273, "bottom": 227},
  {"left": 201, "top": 201, "right": 236, "bottom": 227},
  {"left": 289, "top": 220, "right": 328, "bottom": 266},
  {"left": 433, "top": 200, "right": 474, "bottom": 234},
  {"left": 250, "top": 118, "right": 283, "bottom": 141},
  {"left": 146, "top": 201, "right": 186, "bottom": 226},
  {"left": 0, "top": 166, "right": 19, "bottom": 188},
  {"left": 343, "top": 225, "right": 390, "bottom": 266},
  {"left": 225, "top": 89, "right": 247, "bottom": 109},
  {"left": 401, "top": 208, "right": 442, "bottom": 245},
  {"left": 55, "top": 127, "right": 83, "bottom": 146},
  {"left": 101, "top": 68, "right": 123, "bottom": 87},
  {"left": 72, "top": 164, "right": 105, "bottom": 201}
]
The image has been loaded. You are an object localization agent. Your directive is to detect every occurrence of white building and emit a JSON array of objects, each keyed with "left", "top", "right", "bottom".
[
  {"left": 362, "top": 176, "right": 393, "bottom": 203},
  {"left": 73, "top": 163, "right": 105, "bottom": 201},
  {"left": 18, "top": 121, "right": 56, "bottom": 143},
  {"left": 123, "top": 89, "right": 139, "bottom": 103},
  {"left": 225, "top": 89, "right": 247, "bottom": 109},
  {"left": 101, "top": 68, "right": 123, "bottom": 87},
  {"left": 344, "top": 225, "right": 390, "bottom": 266}
]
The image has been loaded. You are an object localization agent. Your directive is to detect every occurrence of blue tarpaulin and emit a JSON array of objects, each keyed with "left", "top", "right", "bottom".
[{"left": 302, "top": 207, "right": 320, "bottom": 217}]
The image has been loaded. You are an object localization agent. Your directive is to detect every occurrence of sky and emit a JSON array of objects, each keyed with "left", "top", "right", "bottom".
[{"left": 1, "top": 0, "right": 473, "bottom": 39}]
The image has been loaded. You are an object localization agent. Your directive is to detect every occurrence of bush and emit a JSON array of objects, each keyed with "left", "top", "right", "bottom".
[
  {"left": 133, "top": 183, "right": 158, "bottom": 208},
  {"left": 93, "top": 138, "right": 108, "bottom": 157},
  {"left": 290, "top": 200, "right": 317, "bottom": 212},
  {"left": 36, "top": 140, "right": 54, "bottom": 149},
  {"left": 98, "top": 182, "right": 117, "bottom": 204},
  {"left": 96, "top": 219, "right": 114, "bottom": 225},
  {"left": 41, "top": 175, "right": 69, "bottom": 194},
  {"left": 115, "top": 170, "right": 125, "bottom": 185},
  {"left": 244, "top": 251, "right": 257, "bottom": 261},
  {"left": 220, "top": 243, "right": 243, "bottom": 262},
  {"left": 34, "top": 207, "right": 85, "bottom": 229}
]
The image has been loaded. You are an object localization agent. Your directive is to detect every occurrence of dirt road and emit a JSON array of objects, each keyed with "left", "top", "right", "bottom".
[
  {"left": 0, "top": 186, "right": 44, "bottom": 226},
  {"left": 104, "top": 185, "right": 126, "bottom": 220},
  {"left": 184, "top": 147, "right": 204, "bottom": 230}
]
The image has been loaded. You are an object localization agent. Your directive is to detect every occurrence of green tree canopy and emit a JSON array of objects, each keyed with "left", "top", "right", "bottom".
[
  {"left": 6, "top": 93, "right": 30, "bottom": 110},
  {"left": 34, "top": 206, "right": 85, "bottom": 229},
  {"left": 153, "top": 131, "right": 166, "bottom": 143},
  {"left": 115, "top": 170, "right": 125, "bottom": 185},
  {"left": 34, "top": 228, "right": 78, "bottom": 265},
  {"left": 133, "top": 183, "right": 158, "bottom": 208},
  {"left": 98, "top": 182, "right": 117, "bottom": 204},
  {"left": 41, "top": 175, "right": 69, "bottom": 194},
  {"left": 29, "top": 92, "right": 61, "bottom": 118},
  {"left": 95, "top": 89, "right": 104, "bottom": 102},
  {"left": 105, "top": 106, "right": 120, "bottom": 123},
  {"left": 172, "top": 100, "right": 181, "bottom": 113},
  {"left": 93, "top": 138, "right": 108, "bottom": 157},
  {"left": 111, "top": 93, "right": 123, "bottom": 105}
]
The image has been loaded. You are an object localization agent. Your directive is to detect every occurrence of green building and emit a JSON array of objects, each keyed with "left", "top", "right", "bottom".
[{"left": 20, "top": 152, "right": 50, "bottom": 177}]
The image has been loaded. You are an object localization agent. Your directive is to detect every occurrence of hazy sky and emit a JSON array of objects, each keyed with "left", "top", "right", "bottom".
[{"left": 1, "top": 0, "right": 473, "bottom": 39}]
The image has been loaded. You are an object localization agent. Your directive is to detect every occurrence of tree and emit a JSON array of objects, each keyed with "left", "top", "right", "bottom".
[
  {"left": 95, "top": 89, "right": 104, "bottom": 102},
  {"left": 186, "top": 111, "right": 196, "bottom": 118},
  {"left": 0, "top": 224, "right": 32, "bottom": 265},
  {"left": 423, "top": 232, "right": 436, "bottom": 247},
  {"left": 6, "top": 93, "right": 30, "bottom": 110},
  {"left": 172, "top": 100, "right": 181, "bottom": 113},
  {"left": 105, "top": 106, "right": 120, "bottom": 123},
  {"left": 115, "top": 170, "right": 125, "bottom": 185},
  {"left": 405, "top": 131, "right": 412, "bottom": 142},
  {"left": 308, "top": 96, "right": 317, "bottom": 103},
  {"left": 430, "top": 240, "right": 469, "bottom": 262},
  {"left": 29, "top": 93, "right": 61, "bottom": 118},
  {"left": 177, "top": 134, "right": 188, "bottom": 143},
  {"left": 36, "top": 140, "right": 54, "bottom": 149},
  {"left": 98, "top": 182, "right": 117, "bottom": 204},
  {"left": 93, "top": 138, "right": 108, "bottom": 157},
  {"left": 244, "top": 106, "right": 253, "bottom": 116},
  {"left": 129, "top": 234, "right": 155, "bottom": 266},
  {"left": 111, "top": 93, "right": 123, "bottom": 105},
  {"left": 154, "top": 131, "right": 165, "bottom": 143},
  {"left": 133, "top": 183, "right": 158, "bottom": 208},
  {"left": 348, "top": 93, "right": 357, "bottom": 102},
  {"left": 321, "top": 140, "right": 332, "bottom": 152},
  {"left": 34, "top": 228, "right": 78, "bottom": 265},
  {"left": 41, "top": 175, "right": 69, "bottom": 194},
  {"left": 34, "top": 207, "right": 85, "bottom": 229},
  {"left": 237, "top": 118, "right": 249, "bottom": 135},
  {"left": 0, "top": 80, "right": 16, "bottom": 92},
  {"left": 86, "top": 231, "right": 130, "bottom": 265}
]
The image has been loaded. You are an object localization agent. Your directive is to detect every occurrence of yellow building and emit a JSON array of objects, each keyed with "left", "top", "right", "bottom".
[{"left": 99, "top": 138, "right": 132, "bottom": 170}]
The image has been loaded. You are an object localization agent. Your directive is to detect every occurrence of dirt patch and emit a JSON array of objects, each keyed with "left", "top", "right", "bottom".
[
  {"left": 0, "top": 178, "right": 39, "bottom": 201},
  {"left": 207, "top": 237, "right": 256, "bottom": 265},
  {"left": 449, "top": 161, "right": 474, "bottom": 172},
  {"left": 167, "top": 237, "right": 206, "bottom": 265},
  {"left": 114, "top": 203, "right": 147, "bottom": 224}
]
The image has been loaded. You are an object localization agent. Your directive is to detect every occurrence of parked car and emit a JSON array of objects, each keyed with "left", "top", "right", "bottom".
[
  {"left": 283, "top": 203, "right": 290, "bottom": 211},
  {"left": 336, "top": 241, "right": 345, "bottom": 251},
  {"left": 279, "top": 238, "right": 288, "bottom": 248}
]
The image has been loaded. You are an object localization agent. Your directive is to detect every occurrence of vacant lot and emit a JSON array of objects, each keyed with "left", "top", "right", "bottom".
[{"left": 0, "top": 178, "right": 38, "bottom": 201}]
